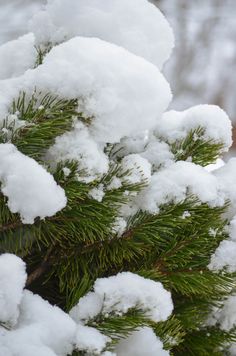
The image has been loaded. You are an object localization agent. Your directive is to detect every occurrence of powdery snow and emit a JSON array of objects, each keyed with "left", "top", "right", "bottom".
[
  {"left": 157, "top": 105, "right": 232, "bottom": 152},
  {"left": 0, "top": 254, "right": 27, "bottom": 327},
  {"left": 47, "top": 121, "right": 109, "bottom": 182},
  {"left": 209, "top": 216, "right": 236, "bottom": 272},
  {"left": 120, "top": 154, "right": 152, "bottom": 185},
  {"left": 115, "top": 327, "right": 169, "bottom": 356},
  {"left": 0, "top": 33, "right": 36, "bottom": 80},
  {"left": 93, "top": 272, "right": 173, "bottom": 322},
  {"left": 29, "top": 0, "right": 174, "bottom": 69},
  {"left": 214, "top": 158, "right": 236, "bottom": 217},
  {"left": 0, "top": 36, "right": 172, "bottom": 144},
  {"left": 0, "top": 144, "right": 66, "bottom": 224},
  {"left": 0, "top": 290, "right": 76, "bottom": 356},
  {"left": 136, "top": 161, "right": 224, "bottom": 214},
  {"left": 75, "top": 325, "right": 110, "bottom": 354}
]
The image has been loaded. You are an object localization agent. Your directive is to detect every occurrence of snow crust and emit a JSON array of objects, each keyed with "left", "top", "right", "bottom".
[
  {"left": 0, "top": 144, "right": 67, "bottom": 223},
  {"left": 29, "top": 0, "right": 174, "bottom": 69}
]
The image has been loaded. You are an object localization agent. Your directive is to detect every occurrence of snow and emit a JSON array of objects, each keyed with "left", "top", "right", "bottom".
[
  {"left": 136, "top": 161, "right": 224, "bottom": 214},
  {"left": 205, "top": 158, "right": 225, "bottom": 172},
  {"left": 0, "top": 36, "right": 172, "bottom": 145},
  {"left": 0, "top": 290, "right": 76, "bottom": 356},
  {"left": 115, "top": 327, "right": 169, "bottom": 356},
  {"left": 29, "top": 0, "right": 174, "bottom": 69},
  {"left": 88, "top": 184, "right": 105, "bottom": 202},
  {"left": 75, "top": 325, "right": 110, "bottom": 354},
  {"left": 93, "top": 272, "right": 173, "bottom": 322},
  {"left": 0, "top": 144, "right": 67, "bottom": 224},
  {"left": 120, "top": 154, "right": 152, "bottom": 185},
  {"left": 70, "top": 272, "right": 173, "bottom": 324},
  {"left": 0, "top": 254, "right": 26, "bottom": 327},
  {"left": 0, "top": 34, "right": 36, "bottom": 80},
  {"left": 157, "top": 105, "right": 232, "bottom": 151},
  {"left": 214, "top": 158, "right": 236, "bottom": 217},
  {"left": 112, "top": 217, "right": 127, "bottom": 237},
  {"left": 140, "top": 138, "right": 174, "bottom": 170},
  {"left": 209, "top": 216, "right": 236, "bottom": 272},
  {"left": 47, "top": 122, "right": 108, "bottom": 182},
  {"left": 70, "top": 292, "right": 103, "bottom": 323}
]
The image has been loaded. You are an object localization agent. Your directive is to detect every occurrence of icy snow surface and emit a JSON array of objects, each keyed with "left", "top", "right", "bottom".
[{"left": 29, "top": 0, "right": 174, "bottom": 69}]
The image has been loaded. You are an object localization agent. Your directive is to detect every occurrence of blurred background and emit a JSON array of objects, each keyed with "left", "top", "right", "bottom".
[{"left": 0, "top": 0, "right": 235, "bottom": 151}]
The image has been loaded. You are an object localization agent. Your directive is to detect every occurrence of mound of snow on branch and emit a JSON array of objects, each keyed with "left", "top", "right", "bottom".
[
  {"left": 29, "top": 0, "right": 174, "bottom": 69},
  {"left": 0, "top": 144, "right": 66, "bottom": 224}
]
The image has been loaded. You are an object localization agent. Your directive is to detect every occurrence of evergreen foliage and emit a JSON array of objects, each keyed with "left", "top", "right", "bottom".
[
  {"left": 0, "top": 1, "right": 235, "bottom": 355},
  {"left": 1, "top": 87, "right": 236, "bottom": 355}
]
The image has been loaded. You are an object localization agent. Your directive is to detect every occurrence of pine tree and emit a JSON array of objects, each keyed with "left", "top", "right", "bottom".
[{"left": 1, "top": 1, "right": 236, "bottom": 355}]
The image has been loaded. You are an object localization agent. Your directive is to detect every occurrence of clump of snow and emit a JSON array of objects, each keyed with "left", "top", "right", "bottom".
[
  {"left": 75, "top": 325, "right": 110, "bottom": 354},
  {"left": 29, "top": 0, "right": 174, "bottom": 69},
  {"left": 214, "top": 158, "right": 236, "bottom": 217},
  {"left": 0, "top": 33, "right": 36, "bottom": 80},
  {"left": 210, "top": 295, "right": 236, "bottom": 332},
  {"left": 209, "top": 216, "right": 236, "bottom": 272},
  {"left": 70, "top": 272, "right": 173, "bottom": 324},
  {"left": 205, "top": 158, "right": 225, "bottom": 172},
  {"left": 47, "top": 122, "right": 108, "bottom": 182},
  {"left": 107, "top": 177, "right": 122, "bottom": 191},
  {"left": 88, "top": 184, "right": 105, "bottom": 202},
  {"left": 112, "top": 217, "right": 127, "bottom": 237},
  {"left": 0, "top": 144, "right": 67, "bottom": 224},
  {"left": 157, "top": 105, "right": 232, "bottom": 151},
  {"left": 70, "top": 292, "right": 103, "bottom": 323},
  {"left": 120, "top": 154, "right": 152, "bottom": 185},
  {"left": 0, "top": 37, "right": 172, "bottom": 144},
  {"left": 115, "top": 327, "right": 169, "bottom": 356},
  {"left": 140, "top": 138, "right": 174, "bottom": 170},
  {"left": 94, "top": 272, "right": 173, "bottom": 322},
  {"left": 0, "top": 290, "right": 77, "bottom": 356},
  {"left": 209, "top": 239, "right": 236, "bottom": 272},
  {"left": 0, "top": 254, "right": 27, "bottom": 327},
  {"left": 136, "top": 161, "right": 224, "bottom": 214}
]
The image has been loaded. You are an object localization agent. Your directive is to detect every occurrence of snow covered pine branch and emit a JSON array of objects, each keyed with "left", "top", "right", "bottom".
[{"left": 0, "top": 0, "right": 236, "bottom": 355}]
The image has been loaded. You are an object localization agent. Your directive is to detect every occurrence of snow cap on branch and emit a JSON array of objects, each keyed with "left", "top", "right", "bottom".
[
  {"left": 157, "top": 105, "right": 232, "bottom": 151},
  {"left": 29, "top": 0, "right": 174, "bottom": 69},
  {"left": 70, "top": 272, "right": 173, "bottom": 323},
  {"left": 0, "top": 144, "right": 67, "bottom": 224},
  {"left": 0, "top": 37, "right": 172, "bottom": 144}
]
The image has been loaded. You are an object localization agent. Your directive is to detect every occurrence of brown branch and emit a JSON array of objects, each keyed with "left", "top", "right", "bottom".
[{"left": 26, "top": 246, "right": 54, "bottom": 286}]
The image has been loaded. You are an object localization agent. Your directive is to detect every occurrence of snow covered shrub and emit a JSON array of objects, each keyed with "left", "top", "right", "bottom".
[{"left": 0, "top": 0, "right": 236, "bottom": 355}]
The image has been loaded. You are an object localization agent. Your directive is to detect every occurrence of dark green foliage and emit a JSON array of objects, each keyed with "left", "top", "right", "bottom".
[
  {"left": 1, "top": 90, "right": 236, "bottom": 355},
  {"left": 170, "top": 126, "right": 225, "bottom": 166}
]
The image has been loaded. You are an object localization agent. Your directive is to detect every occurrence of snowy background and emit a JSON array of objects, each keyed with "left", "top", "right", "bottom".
[{"left": 0, "top": 0, "right": 236, "bottom": 146}]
